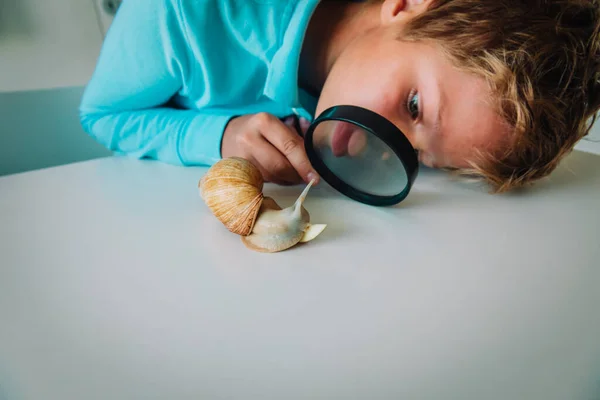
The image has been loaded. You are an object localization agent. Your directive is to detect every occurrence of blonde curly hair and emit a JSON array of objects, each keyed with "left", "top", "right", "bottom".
[{"left": 385, "top": 0, "right": 600, "bottom": 192}]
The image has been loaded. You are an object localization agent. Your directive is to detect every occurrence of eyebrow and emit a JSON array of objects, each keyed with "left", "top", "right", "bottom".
[{"left": 431, "top": 79, "right": 445, "bottom": 140}]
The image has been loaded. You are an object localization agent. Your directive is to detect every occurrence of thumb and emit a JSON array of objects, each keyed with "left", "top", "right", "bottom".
[{"left": 276, "top": 119, "right": 320, "bottom": 185}]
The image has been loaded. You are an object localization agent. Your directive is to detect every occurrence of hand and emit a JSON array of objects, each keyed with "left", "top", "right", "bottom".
[{"left": 221, "top": 112, "right": 318, "bottom": 185}]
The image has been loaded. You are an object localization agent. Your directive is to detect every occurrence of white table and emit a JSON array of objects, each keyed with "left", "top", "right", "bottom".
[{"left": 1, "top": 151, "right": 599, "bottom": 400}]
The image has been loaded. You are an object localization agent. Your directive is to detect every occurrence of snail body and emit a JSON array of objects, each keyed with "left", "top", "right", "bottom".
[{"left": 199, "top": 157, "right": 326, "bottom": 253}]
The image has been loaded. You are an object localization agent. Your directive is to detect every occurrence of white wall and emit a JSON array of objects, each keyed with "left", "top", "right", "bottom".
[
  {"left": 0, "top": 0, "right": 106, "bottom": 92},
  {"left": 0, "top": 0, "right": 115, "bottom": 176},
  {"left": 93, "top": 0, "right": 121, "bottom": 37}
]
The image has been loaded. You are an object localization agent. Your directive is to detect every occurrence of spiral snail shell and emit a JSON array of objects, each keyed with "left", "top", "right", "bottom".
[{"left": 198, "top": 157, "right": 326, "bottom": 253}]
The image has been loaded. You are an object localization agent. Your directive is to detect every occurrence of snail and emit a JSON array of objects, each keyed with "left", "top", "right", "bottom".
[{"left": 198, "top": 157, "right": 327, "bottom": 253}]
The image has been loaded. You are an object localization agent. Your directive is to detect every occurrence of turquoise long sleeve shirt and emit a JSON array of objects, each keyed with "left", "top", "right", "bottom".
[{"left": 79, "top": 0, "right": 320, "bottom": 167}]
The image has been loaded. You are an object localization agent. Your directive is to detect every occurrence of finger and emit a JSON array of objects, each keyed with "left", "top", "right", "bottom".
[
  {"left": 299, "top": 117, "right": 311, "bottom": 135},
  {"left": 251, "top": 137, "right": 303, "bottom": 185},
  {"left": 261, "top": 118, "right": 319, "bottom": 184}
]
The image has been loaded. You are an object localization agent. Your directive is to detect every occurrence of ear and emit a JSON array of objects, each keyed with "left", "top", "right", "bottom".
[{"left": 380, "top": 0, "right": 433, "bottom": 25}]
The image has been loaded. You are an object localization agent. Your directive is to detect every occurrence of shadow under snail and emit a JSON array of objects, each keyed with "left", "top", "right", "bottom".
[{"left": 198, "top": 157, "right": 327, "bottom": 253}]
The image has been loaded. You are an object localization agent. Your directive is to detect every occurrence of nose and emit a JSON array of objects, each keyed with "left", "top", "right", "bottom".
[
  {"left": 393, "top": 120, "right": 421, "bottom": 151},
  {"left": 418, "top": 151, "right": 437, "bottom": 167}
]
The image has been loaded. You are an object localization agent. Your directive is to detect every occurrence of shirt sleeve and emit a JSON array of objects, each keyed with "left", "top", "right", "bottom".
[{"left": 78, "top": 0, "right": 232, "bottom": 166}]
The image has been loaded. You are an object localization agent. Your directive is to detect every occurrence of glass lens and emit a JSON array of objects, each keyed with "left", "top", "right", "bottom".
[{"left": 311, "top": 120, "right": 408, "bottom": 197}]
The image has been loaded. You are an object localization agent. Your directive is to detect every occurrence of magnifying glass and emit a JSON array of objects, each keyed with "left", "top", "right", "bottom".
[{"left": 303, "top": 105, "right": 419, "bottom": 206}]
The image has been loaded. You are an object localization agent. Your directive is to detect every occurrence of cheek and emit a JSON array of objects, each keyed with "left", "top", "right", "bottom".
[
  {"left": 435, "top": 127, "right": 480, "bottom": 167},
  {"left": 440, "top": 122, "right": 505, "bottom": 168}
]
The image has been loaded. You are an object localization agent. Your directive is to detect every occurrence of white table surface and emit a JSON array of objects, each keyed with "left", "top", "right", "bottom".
[{"left": 1, "top": 151, "right": 599, "bottom": 400}]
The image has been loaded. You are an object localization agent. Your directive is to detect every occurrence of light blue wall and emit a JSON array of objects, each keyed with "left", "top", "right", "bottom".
[{"left": 0, "top": 86, "right": 111, "bottom": 176}]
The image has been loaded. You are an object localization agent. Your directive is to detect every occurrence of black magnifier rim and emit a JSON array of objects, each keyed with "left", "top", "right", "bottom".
[{"left": 304, "top": 105, "right": 419, "bottom": 206}]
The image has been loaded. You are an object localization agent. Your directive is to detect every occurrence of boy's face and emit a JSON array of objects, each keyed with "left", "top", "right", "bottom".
[{"left": 314, "top": 23, "right": 509, "bottom": 170}]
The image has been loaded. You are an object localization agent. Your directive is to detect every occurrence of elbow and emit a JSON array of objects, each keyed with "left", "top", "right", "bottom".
[
  {"left": 79, "top": 108, "right": 99, "bottom": 140},
  {"left": 78, "top": 95, "right": 95, "bottom": 135},
  {"left": 78, "top": 87, "right": 108, "bottom": 144},
  {"left": 78, "top": 108, "right": 94, "bottom": 136},
  {"left": 78, "top": 108, "right": 114, "bottom": 152},
  {"left": 79, "top": 110, "right": 95, "bottom": 133},
  {"left": 78, "top": 95, "right": 114, "bottom": 151}
]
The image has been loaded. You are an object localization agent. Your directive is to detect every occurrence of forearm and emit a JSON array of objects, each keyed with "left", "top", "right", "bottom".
[{"left": 80, "top": 107, "right": 233, "bottom": 166}]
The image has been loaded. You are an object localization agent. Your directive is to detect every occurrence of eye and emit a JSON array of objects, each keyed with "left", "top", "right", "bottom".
[{"left": 406, "top": 90, "right": 420, "bottom": 120}]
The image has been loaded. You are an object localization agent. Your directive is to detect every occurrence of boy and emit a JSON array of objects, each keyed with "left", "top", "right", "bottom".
[{"left": 79, "top": 0, "right": 600, "bottom": 192}]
